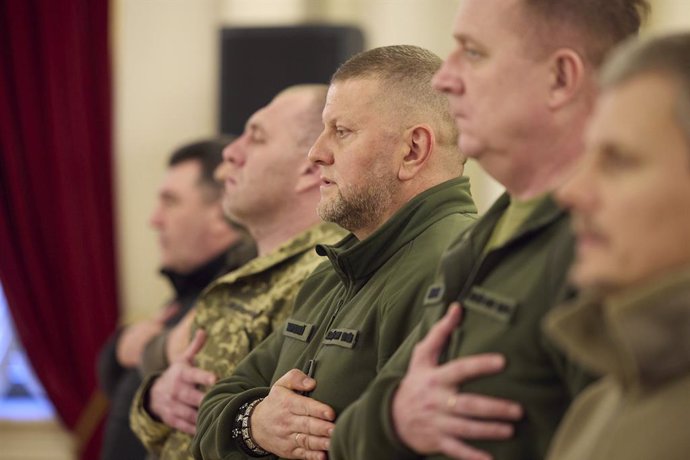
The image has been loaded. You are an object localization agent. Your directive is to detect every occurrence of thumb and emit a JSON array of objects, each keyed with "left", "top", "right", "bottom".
[
  {"left": 275, "top": 368, "right": 317, "bottom": 393},
  {"left": 182, "top": 329, "right": 207, "bottom": 363},
  {"left": 410, "top": 303, "right": 463, "bottom": 368}
]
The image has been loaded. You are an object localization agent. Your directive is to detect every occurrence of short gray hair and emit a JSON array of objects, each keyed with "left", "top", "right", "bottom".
[
  {"left": 331, "top": 45, "right": 458, "bottom": 150},
  {"left": 600, "top": 33, "right": 690, "bottom": 148}
]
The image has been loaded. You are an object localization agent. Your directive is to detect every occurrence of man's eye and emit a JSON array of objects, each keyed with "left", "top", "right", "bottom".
[
  {"left": 599, "top": 147, "right": 638, "bottom": 173},
  {"left": 162, "top": 197, "right": 178, "bottom": 207},
  {"left": 463, "top": 47, "right": 482, "bottom": 59},
  {"left": 335, "top": 128, "right": 348, "bottom": 139}
]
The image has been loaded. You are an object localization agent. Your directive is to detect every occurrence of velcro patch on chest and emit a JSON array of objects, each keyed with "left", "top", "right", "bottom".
[
  {"left": 463, "top": 286, "right": 517, "bottom": 322},
  {"left": 322, "top": 328, "right": 359, "bottom": 349},
  {"left": 423, "top": 283, "right": 445, "bottom": 305},
  {"left": 283, "top": 319, "right": 315, "bottom": 342}
]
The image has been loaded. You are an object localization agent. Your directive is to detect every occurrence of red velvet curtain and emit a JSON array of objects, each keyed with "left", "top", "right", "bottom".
[{"left": 0, "top": 0, "right": 118, "bottom": 458}]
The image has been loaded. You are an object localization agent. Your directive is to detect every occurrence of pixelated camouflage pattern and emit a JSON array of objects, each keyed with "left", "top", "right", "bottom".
[{"left": 130, "top": 222, "right": 345, "bottom": 459}]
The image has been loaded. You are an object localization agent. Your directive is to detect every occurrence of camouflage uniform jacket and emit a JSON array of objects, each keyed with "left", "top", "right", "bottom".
[{"left": 130, "top": 222, "right": 345, "bottom": 459}]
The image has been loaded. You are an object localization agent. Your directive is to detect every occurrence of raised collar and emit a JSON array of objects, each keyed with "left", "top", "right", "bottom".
[
  {"left": 210, "top": 222, "right": 344, "bottom": 286},
  {"left": 315, "top": 176, "right": 477, "bottom": 284},
  {"left": 545, "top": 266, "right": 690, "bottom": 388},
  {"left": 471, "top": 192, "right": 566, "bottom": 252},
  {"left": 161, "top": 246, "right": 237, "bottom": 299}
]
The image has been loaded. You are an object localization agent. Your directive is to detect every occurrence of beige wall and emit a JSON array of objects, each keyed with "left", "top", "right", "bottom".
[
  {"left": 114, "top": 0, "right": 222, "bottom": 321},
  {"left": 113, "top": 0, "right": 690, "bottom": 320}
]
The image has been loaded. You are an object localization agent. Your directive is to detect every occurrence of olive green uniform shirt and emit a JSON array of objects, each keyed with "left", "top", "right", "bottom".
[
  {"left": 192, "top": 177, "right": 478, "bottom": 460},
  {"left": 130, "top": 222, "right": 345, "bottom": 459},
  {"left": 330, "top": 193, "right": 592, "bottom": 460}
]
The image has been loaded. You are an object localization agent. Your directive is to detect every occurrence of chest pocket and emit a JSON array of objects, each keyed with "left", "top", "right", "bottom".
[
  {"left": 321, "top": 328, "right": 359, "bottom": 349},
  {"left": 282, "top": 319, "right": 315, "bottom": 343},
  {"left": 463, "top": 286, "right": 517, "bottom": 323}
]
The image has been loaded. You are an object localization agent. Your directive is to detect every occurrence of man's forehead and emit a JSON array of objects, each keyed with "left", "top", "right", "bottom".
[
  {"left": 251, "top": 92, "right": 307, "bottom": 126},
  {"left": 324, "top": 78, "right": 380, "bottom": 114},
  {"left": 453, "top": 0, "right": 528, "bottom": 40},
  {"left": 588, "top": 75, "right": 683, "bottom": 153},
  {"left": 167, "top": 159, "right": 201, "bottom": 180}
]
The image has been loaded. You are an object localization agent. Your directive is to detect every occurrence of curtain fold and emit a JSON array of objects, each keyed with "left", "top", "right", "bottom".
[{"left": 0, "top": 0, "right": 118, "bottom": 458}]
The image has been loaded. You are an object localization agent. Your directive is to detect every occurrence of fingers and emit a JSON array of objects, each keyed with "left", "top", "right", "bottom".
[
  {"left": 274, "top": 369, "right": 335, "bottom": 420},
  {"left": 303, "top": 450, "right": 328, "bottom": 460},
  {"left": 271, "top": 379, "right": 335, "bottom": 423},
  {"left": 436, "top": 353, "right": 506, "bottom": 386},
  {"left": 410, "top": 303, "right": 463, "bottom": 369},
  {"left": 293, "top": 432, "right": 330, "bottom": 459},
  {"left": 150, "top": 361, "right": 216, "bottom": 435},
  {"left": 296, "top": 410, "right": 335, "bottom": 438},
  {"left": 437, "top": 435, "right": 494, "bottom": 460},
  {"left": 182, "top": 329, "right": 207, "bottom": 363},
  {"left": 437, "top": 412, "right": 515, "bottom": 440},
  {"left": 157, "top": 302, "right": 180, "bottom": 323},
  {"left": 167, "top": 403, "right": 199, "bottom": 435},
  {"left": 447, "top": 393, "right": 523, "bottom": 421},
  {"left": 180, "top": 363, "right": 216, "bottom": 388},
  {"left": 174, "top": 378, "right": 208, "bottom": 407},
  {"left": 250, "top": 387, "right": 334, "bottom": 458},
  {"left": 171, "top": 418, "right": 197, "bottom": 436},
  {"left": 275, "top": 368, "right": 316, "bottom": 393}
]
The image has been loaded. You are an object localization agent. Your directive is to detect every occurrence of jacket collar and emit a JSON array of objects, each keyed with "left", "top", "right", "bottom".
[
  {"left": 161, "top": 247, "right": 236, "bottom": 299},
  {"left": 316, "top": 177, "right": 477, "bottom": 284},
  {"left": 466, "top": 191, "right": 566, "bottom": 254},
  {"left": 210, "top": 222, "right": 344, "bottom": 287},
  {"left": 447, "top": 192, "right": 568, "bottom": 298},
  {"left": 545, "top": 265, "right": 690, "bottom": 388}
]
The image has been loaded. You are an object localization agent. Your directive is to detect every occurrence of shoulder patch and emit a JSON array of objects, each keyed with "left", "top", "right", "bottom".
[
  {"left": 322, "top": 328, "right": 359, "bottom": 349},
  {"left": 463, "top": 286, "right": 517, "bottom": 322},
  {"left": 282, "top": 319, "right": 315, "bottom": 342},
  {"left": 424, "top": 283, "right": 446, "bottom": 305}
]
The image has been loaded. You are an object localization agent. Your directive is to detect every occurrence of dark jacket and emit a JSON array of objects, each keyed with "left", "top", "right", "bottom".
[
  {"left": 192, "top": 177, "right": 478, "bottom": 460},
  {"left": 96, "top": 238, "right": 256, "bottom": 460},
  {"left": 329, "top": 193, "right": 592, "bottom": 460}
]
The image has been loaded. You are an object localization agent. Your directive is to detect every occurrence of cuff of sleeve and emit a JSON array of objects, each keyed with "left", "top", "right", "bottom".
[
  {"left": 139, "top": 331, "right": 170, "bottom": 377},
  {"left": 381, "top": 382, "right": 424, "bottom": 459},
  {"left": 129, "top": 373, "right": 172, "bottom": 455}
]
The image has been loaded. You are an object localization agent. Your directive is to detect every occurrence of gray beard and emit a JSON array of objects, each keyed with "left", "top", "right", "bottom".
[{"left": 317, "top": 182, "right": 394, "bottom": 235}]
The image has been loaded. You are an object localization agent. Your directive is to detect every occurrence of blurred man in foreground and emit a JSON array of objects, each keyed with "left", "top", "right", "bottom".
[{"left": 545, "top": 32, "right": 690, "bottom": 460}]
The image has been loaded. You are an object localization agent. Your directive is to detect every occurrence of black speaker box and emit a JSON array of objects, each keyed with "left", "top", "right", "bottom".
[{"left": 219, "top": 25, "right": 365, "bottom": 135}]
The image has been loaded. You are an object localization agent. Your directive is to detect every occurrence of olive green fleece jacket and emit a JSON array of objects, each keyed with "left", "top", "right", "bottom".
[
  {"left": 129, "top": 223, "right": 345, "bottom": 459},
  {"left": 545, "top": 266, "right": 690, "bottom": 460},
  {"left": 330, "top": 193, "right": 593, "bottom": 460},
  {"left": 191, "top": 177, "right": 478, "bottom": 460}
]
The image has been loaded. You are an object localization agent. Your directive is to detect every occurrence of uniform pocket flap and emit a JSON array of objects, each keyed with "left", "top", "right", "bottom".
[
  {"left": 463, "top": 286, "right": 517, "bottom": 323},
  {"left": 283, "top": 319, "right": 315, "bottom": 342}
]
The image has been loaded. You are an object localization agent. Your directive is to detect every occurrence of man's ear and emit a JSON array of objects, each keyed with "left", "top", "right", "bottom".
[
  {"left": 398, "top": 124, "right": 434, "bottom": 181},
  {"left": 548, "top": 48, "right": 586, "bottom": 109},
  {"left": 295, "top": 160, "right": 321, "bottom": 193}
]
